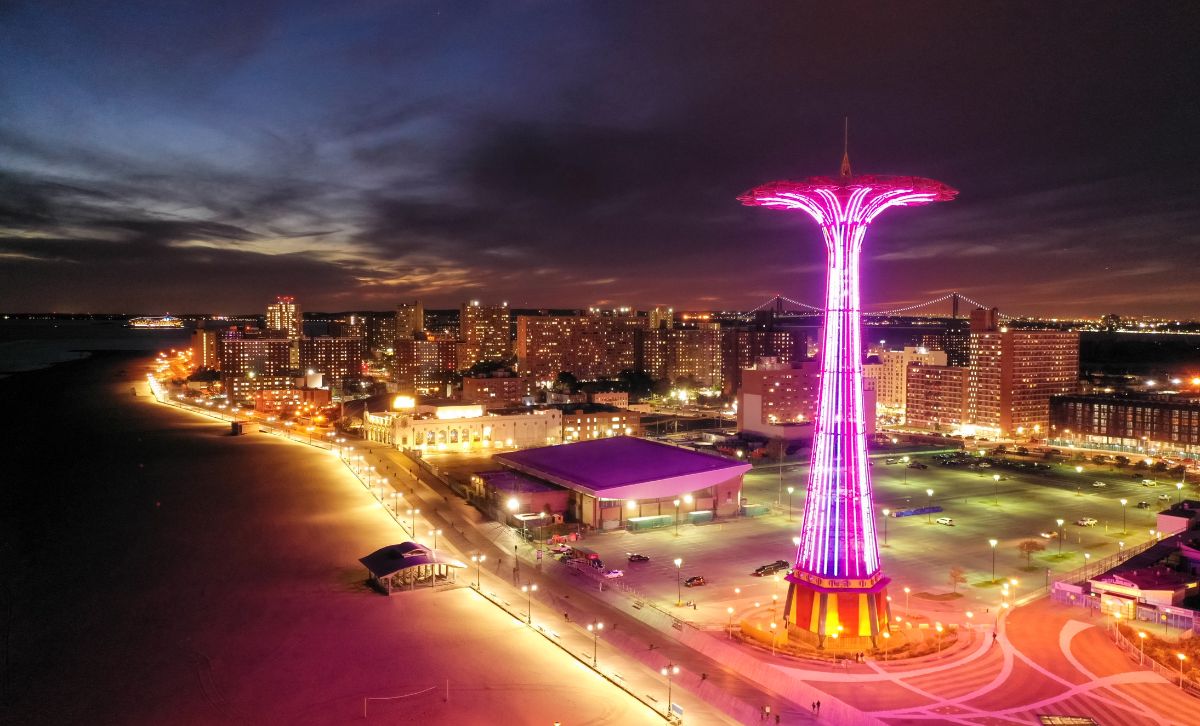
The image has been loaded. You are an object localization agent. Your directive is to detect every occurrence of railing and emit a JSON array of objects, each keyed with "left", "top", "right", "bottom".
[{"left": 1109, "top": 626, "right": 1200, "bottom": 696}]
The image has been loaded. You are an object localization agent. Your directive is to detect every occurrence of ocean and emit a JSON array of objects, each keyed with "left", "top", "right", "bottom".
[{"left": 0, "top": 319, "right": 192, "bottom": 377}]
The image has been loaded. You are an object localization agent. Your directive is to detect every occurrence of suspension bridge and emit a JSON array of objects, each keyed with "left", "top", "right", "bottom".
[{"left": 747, "top": 291, "right": 1011, "bottom": 319}]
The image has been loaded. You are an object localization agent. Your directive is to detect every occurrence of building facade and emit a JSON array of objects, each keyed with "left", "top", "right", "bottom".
[
  {"left": 299, "top": 336, "right": 364, "bottom": 387},
  {"left": 737, "top": 359, "right": 822, "bottom": 429},
  {"left": 905, "top": 364, "right": 970, "bottom": 432},
  {"left": 395, "top": 300, "right": 424, "bottom": 342},
  {"left": 967, "top": 308, "right": 1079, "bottom": 438},
  {"left": 516, "top": 313, "right": 646, "bottom": 381},
  {"left": 265, "top": 296, "right": 301, "bottom": 366},
  {"left": 364, "top": 405, "right": 562, "bottom": 451},
  {"left": 461, "top": 373, "right": 532, "bottom": 407},
  {"left": 394, "top": 338, "right": 462, "bottom": 396},
  {"left": 459, "top": 301, "right": 511, "bottom": 368},
  {"left": 874, "top": 346, "right": 948, "bottom": 414},
  {"left": 190, "top": 327, "right": 219, "bottom": 370},
  {"left": 1049, "top": 394, "right": 1200, "bottom": 455},
  {"left": 217, "top": 330, "right": 293, "bottom": 378},
  {"left": 640, "top": 326, "right": 723, "bottom": 389},
  {"left": 720, "top": 328, "right": 807, "bottom": 396}
]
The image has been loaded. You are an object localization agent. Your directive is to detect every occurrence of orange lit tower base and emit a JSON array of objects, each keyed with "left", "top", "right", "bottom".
[{"left": 783, "top": 570, "right": 892, "bottom": 649}]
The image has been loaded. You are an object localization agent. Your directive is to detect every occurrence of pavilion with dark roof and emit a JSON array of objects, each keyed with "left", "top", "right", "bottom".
[{"left": 491, "top": 436, "right": 751, "bottom": 530}]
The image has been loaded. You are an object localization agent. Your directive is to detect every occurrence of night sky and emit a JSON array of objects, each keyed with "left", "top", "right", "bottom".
[{"left": 2, "top": 2, "right": 1198, "bottom": 317}]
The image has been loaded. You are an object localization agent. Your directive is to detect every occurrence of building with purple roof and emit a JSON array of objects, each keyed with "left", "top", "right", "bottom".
[{"left": 491, "top": 436, "right": 750, "bottom": 530}]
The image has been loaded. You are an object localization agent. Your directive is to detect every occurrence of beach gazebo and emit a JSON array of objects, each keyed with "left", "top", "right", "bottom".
[{"left": 359, "top": 542, "right": 467, "bottom": 595}]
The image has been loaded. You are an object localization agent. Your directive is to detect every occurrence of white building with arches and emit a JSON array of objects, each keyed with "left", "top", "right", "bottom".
[{"left": 364, "top": 403, "right": 561, "bottom": 452}]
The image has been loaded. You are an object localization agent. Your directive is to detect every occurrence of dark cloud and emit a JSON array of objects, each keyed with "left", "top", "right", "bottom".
[{"left": 1, "top": 2, "right": 1198, "bottom": 315}]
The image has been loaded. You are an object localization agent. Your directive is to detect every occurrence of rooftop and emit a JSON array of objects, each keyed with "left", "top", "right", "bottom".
[
  {"left": 493, "top": 436, "right": 750, "bottom": 499},
  {"left": 474, "top": 469, "right": 558, "bottom": 494}
]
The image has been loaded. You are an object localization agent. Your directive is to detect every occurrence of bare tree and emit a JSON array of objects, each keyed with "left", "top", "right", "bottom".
[
  {"left": 948, "top": 566, "right": 967, "bottom": 593},
  {"left": 1018, "top": 539, "right": 1046, "bottom": 566}
]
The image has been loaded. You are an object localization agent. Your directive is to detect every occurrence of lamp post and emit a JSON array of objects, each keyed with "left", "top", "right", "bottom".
[
  {"left": 926, "top": 488, "right": 934, "bottom": 523},
  {"left": 674, "top": 557, "right": 683, "bottom": 605},
  {"left": 902, "top": 456, "right": 910, "bottom": 486},
  {"left": 1056, "top": 518, "right": 1065, "bottom": 555},
  {"left": 726, "top": 607, "right": 735, "bottom": 639},
  {"left": 1178, "top": 481, "right": 1185, "bottom": 504},
  {"left": 521, "top": 583, "right": 537, "bottom": 624},
  {"left": 1178, "top": 653, "right": 1188, "bottom": 689},
  {"left": 429, "top": 529, "right": 442, "bottom": 550},
  {"left": 1120, "top": 498, "right": 1127, "bottom": 534},
  {"left": 587, "top": 622, "right": 604, "bottom": 668},
  {"left": 1009, "top": 578, "right": 1019, "bottom": 605},
  {"left": 903, "top": 586, "right": 911, "bottom": 617},
  {"left": 673, "top": 498, "right": 681, "bottom": 537},
  {"left": 770, "top": 621, "right": 778, "bottom": 655},
  {"left": 935, "top": 623, "right": 944, "bottom": 654},
  {"left": 882, "top": 630, "right": 891, "bottom": 660},
  {"left": 992, "top": 473, "right": 1000, "bottom": 505},
  {"left": 989, "top": 539, "right": 998, "bottom": 583},
  {"left": 471, "top": 554, "right": 485, "bottom": 589},
  {"left": 407, "top": 507, "right": 420, "bottom": 536},
  {"left": 660, "top": 664, "right": 680, "bottom": 715},
  {"left": 881, "top": 508, "right": 890, "bottom": 545},
  {"left": 1138, "top": 631, "right": 1146, "bottom": 665},
  {"left": 786, "top": 486, "right": 794, "bottom": 521},
  {"left": 1084, "top": 552, "right": 1091, "bottom": 579},
  {"left": 1119, "top": 540, "right": 1125, "bottom": 560}
]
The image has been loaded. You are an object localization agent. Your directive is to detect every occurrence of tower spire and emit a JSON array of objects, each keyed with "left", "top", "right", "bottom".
[{"left": 839, "top": 117, "right": 852, "bottom": 178}]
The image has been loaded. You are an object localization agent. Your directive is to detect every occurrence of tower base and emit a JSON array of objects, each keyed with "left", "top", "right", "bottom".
[{"left": 783, "top": 573, "right": 892, "bottom": 649}]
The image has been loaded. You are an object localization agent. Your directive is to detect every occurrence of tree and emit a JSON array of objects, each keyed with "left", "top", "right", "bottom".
[
  {"left": 1114, "top": 455, "right": 1130, "bottom": 468},
  {"left": 1018, "top": 539, "right": 1046, "bottom": 566},
  {"left": 948, "top": 567, "right": 967, "bottom": 594},
  {"left": 554, "top": 371, "right": 579, "bottom": 394}
]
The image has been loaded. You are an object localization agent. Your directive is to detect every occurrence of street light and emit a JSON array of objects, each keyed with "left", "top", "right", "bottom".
[
  {"left": 935, "top": 623, "right": 944, "bottom": 654},
  {"left": 1056, "top": 518, "right": 1065, "bottom": 555},
  {"left": 786, "top": 486, "right": 794, "bottom": 521},
  {"left": 926, "top": 488, "right": 934, "bottom": 523},
  {"left": 770, "top": 621, "right": 778, "bottom": 655},
  {"left": 902, "top": 456, "right": 910, "bottom": 486},
  {"left": 881, "top": 509, "right": 890, "bottom": 545},
  {"left": 1138, "top": 631, "right": 1146, "bottom": 665},
  {"left": 1120, "top": 498, "right": 1128, "bottom": 534},
  {"left": 521, "top": 583, "right": 537, "bottom": 624},
  {"left": 674, "top": 557, "right": 683, "bottom": 606},
  {"left": 407, "top": 507, "right": 420, "bottom": 536},
  {"left": 470, "top": 554, "right": 486, "bottom": 589},
  {"left": 988, "top": 539, "right": 999, "bottom": 582},
  {"left": 673, "top": 498, "right": 681, "bottom": 537},
  {"left": 993, "top": 473, "right": 1000, "bottom": 505},
  {"left": 1178, "top": 653, "right": 1188, "bottom": 689},
  {"left": 659, "top": 664, "right": 680, "bottom": 715},
  {"left": 1178, "top": 481, "right": 1185, "bottom": 504},
  {"left": 1075, "top": 465, "right": 1083, "bottom": 475},
  {"left": 881, "top": 630, "right": 891, "bottom": 660},
  {"left": 587, "top": 621, "right": 604, "bottom": 668},
  {"left": 429, "top": 529, "right": 442, "bottom": 550},
  {"left": 726, "top": 606, "right": 735, "bottom": 639},
  {"left": 1084, "top": 552, "right": 1091, "bottom": 579},
  {"left": 903, "top": 586, "right": 911, "bottom": 617}
]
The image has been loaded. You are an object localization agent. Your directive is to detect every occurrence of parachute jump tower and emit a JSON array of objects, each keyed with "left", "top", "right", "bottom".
[{"left": 738, "top": 131, "right": 956, "bottom": 648}]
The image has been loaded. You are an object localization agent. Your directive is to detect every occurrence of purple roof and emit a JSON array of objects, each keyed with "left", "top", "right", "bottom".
[
  {"left": 475, "top": 469, "right": 557, "bottom": 494},
  {"left": 493, "top": 437, "right": 749, "bottom": 498}
]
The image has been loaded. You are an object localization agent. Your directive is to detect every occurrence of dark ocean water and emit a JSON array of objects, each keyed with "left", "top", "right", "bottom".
[{"left": 0, "top": 319, "right": 192, "bottom": 377}]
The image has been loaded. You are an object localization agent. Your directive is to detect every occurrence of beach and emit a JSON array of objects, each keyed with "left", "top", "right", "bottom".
[{"left": 0, "top": 353, "right": 657, "bottom": 725}]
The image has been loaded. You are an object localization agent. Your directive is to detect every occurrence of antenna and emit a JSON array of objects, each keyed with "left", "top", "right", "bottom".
[{"left": 839, "top": 117, "right": 852, "bottom": 178}]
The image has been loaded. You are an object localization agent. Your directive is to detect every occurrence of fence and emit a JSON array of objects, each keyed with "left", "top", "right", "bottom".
[{"left": 1109, "top": 626, "right": 1200, "bottom": 696}]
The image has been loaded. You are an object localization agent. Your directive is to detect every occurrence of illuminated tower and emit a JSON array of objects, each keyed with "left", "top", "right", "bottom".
[{"left": 738, "top": 134, "right": 956, "bottom": 648}]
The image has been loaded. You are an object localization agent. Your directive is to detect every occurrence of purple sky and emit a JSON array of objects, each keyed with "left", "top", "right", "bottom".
[{"left": 1, "top": 2, "right": 1198, "bottom": 317}]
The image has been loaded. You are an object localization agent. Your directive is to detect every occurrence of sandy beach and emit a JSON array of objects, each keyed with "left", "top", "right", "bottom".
[{"left": 0, "top": 353, "right": 659, "bottom": 725}]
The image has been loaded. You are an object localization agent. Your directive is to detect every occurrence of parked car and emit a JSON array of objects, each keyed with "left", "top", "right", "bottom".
[
  {"left": 884, "top": 458, "right": 899, "bottom": 465},
  {"left": 602, "top": 569, "right": 625, "bottom": 578},
  {"left": 1141, "top": 479, "right": 1156, "bottom": 487},
  {"left": 1158, "top": 493, "right": 1172, "bottom": 501},
  {"left": 684, "top": 575, "right": 707, "bottom": 587},
  {"left": 1076, "top": 517, "right": 1098, "bottom": 526},
  {"left": 627, "top": 553, "right": 650, "bottom": 562},
  {"left": 1039, "top": 531, "right": 1058, "bottom": 539},
  {"left": 1137, "top": 501, "right": 1151, "bottom": 509},
  {"left": 753, "top": 560, "right": 790, "bottom": 576},
  {"left": 549, "top": 544, "right": 572, "bottom": 554},
  {"left": 907, "top": 462, "right": 928, "bottom": 469},
  {"left": 1092, "top": 481, "right": 1107, "bottom": 488},
  {"left": 935, "top": 517, "right": 955, "bottom": 526}
]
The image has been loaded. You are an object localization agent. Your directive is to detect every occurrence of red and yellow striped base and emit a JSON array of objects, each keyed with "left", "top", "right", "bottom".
[{"left": 783, "top": 576, "right": 892, "bottom": 649}]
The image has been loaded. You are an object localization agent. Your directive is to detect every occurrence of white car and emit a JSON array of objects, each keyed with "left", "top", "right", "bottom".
[
  {"left": 1039, "top": 531, "right": 1058, "bottom": 539},
  {"left": 602, "top": 569, "right": 625, "bottom": 579},
  {"left": 1092, "top": 481, "right": 1107, "bottom": 488},
  {"left": 1158, "top": 493, "right": 1171, "bottom": 501},
  {"left": 1076, "top": 517, "right": 1098, "bottom": 527},
  {"left": 935, "top": 517, "right": 955, "bottom": 526}
]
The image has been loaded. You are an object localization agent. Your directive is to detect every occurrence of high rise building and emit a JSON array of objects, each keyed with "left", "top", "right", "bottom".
[
  {"left": 299, "top": 336, "right": 364, "bottom": 387},
  {"left": 720, "top": 328, "right": 807, "bottom": 396},
  {"left": 516, "top": 314, "right": 646, "bottom": 381},
  {"left": 737, "top": 359, "right": 822, "bottom": 428},
  {"left": 459, "top": 301, "right": 511, "bottom": 368},
  {"left": 365, "top": 313, "right": 397, "bottom": 353},
  {"left": 265, "top": 296, "right": 302, "bottom": 366},
  {"left": 905, "top": 364, "right": 970, "bottom": 432},
  {"left": 919, "top": 325, "right": 969, "bottom": 367},
  {"left": 1049, "top": 393, "right": 1200, "bottom": 454},
  {"left": 640, "top": 326, "right": 723, "bottom": 388},
  {"left": 395, "top": 338, "right": 462, "bottom": 396},
  {"left": 190, "top": 326, "right": 219, "bottom": 370},
  {"left": 395, "top": 301, "right": 424, "bottom": 342},
  {"left": 874, "top": 346, "right": 948, "bottom": 417},
  {"left": 648, "top": 306, "right": 674, "bottom": 330},
  {"left": 967, "top": 308, "right": 1080, "bottom": 438},
  {"left": 461, "top": 373, "right": 532, "bottom": 407},
  {"left": 329, "top": 314, "right": 367, "bottom": 341},
  {"left": 217, "top": 328, "right": 293, "bottom": 378}
]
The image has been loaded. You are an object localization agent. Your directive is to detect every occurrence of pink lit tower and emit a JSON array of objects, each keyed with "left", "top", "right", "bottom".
[{"left": 738, "top": 128, "right": 956, "bottom": 648}]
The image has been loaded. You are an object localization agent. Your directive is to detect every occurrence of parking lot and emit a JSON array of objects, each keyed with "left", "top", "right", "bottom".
[{"left": 574, "top": 450, "right": 1182, "bottom": 629}]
